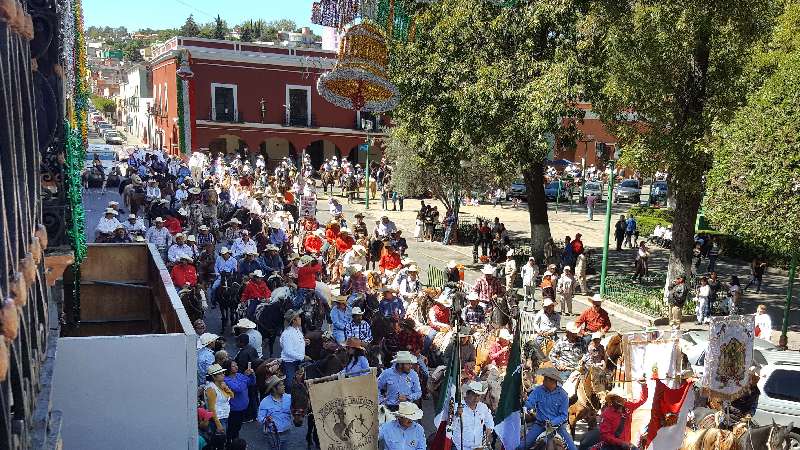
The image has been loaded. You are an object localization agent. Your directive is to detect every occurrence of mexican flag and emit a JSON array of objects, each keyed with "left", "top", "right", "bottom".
[
  {"left": 645, "top": 380, "right": 695, "bottom": 450},
  {"left": 494, "top": 326, "right": 522, "bottom": 450},
  {"left": 431, "top": 336, "right": 460, "bottom": 450}
]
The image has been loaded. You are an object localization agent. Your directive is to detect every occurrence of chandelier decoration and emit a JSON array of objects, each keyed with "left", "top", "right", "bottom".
[{"left": 317, "top": 22, "right": 400, "bottom": 112}]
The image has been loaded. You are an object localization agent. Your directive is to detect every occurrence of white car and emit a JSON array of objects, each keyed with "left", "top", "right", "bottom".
[{"left": 754, "top": 351, "right": 800, "bottom": 449}]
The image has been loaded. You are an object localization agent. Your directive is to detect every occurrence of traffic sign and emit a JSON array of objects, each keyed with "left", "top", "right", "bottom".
[{"left": 359, "top": 143, "right": 369, "bottom": 153}]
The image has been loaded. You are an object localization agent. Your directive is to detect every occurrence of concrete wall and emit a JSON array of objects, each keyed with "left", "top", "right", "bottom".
[{"left": 52, "top": 333, "right": 197, "bottom": 450}]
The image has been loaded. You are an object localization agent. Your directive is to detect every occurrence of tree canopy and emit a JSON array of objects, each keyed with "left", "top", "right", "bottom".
[{"left": 180, "top": 14, "right": 201, "bottom": 37}]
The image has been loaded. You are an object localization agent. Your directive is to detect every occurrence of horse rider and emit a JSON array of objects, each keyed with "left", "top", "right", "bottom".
[
  {"left": 581, "top": 332, "right": 607, "bottom": 373},
  {"left": 145, "top": 217, "right": 172, "bottom": 260},
  {"left": 377, "top": 351, "right": 422, "bottom": 412},
  {"left": 238, "top": 250, "right": 263, "bottom": 278},
  {"left": 517, "top": 367, "right": 578, "bottom": 450},
  {"left": 295, "top": 255, "right": 321, "bottom": 310},
  {"left": 95, "top": 208, "right": 122, "bottom": 242},
  {"left": 303, "top": 229, "right": 325, "bottom": 256},
  {"left": 379, "top": 288, "right": 405, "bottom": 320},
  {"left": 257, "top": 375, "right": 292, "bottom": 450},
  {"left": 533, "top": 298, "right": 561, "bottom": 348},
  {"left": 196, "top": 224, "right": 216, "bottom": 248},
  {"left": 122, "top": 213, "right": 146, "bottom": 238},
  {"left": 456, "top": 326, "right": 477, "bottom": 376},
  {"left": 167, "top": 233, "right": 193, "bottom": 264},
  {"left": 209, "top": 247, "right": 238, "bottom": 308},
  {"left": 262, "top": 245, "right": 284, "bottom": 276},
  {"left": 548, "top": 322, "right": 588, "bottom": 380},
  {"left": 330, "top": 296, "right": 351, "bottom": 344},
  {"left": 240, "top": 270, "right": 271, "bottom": 319},
  {"left": 587, "top": 380, "right": 648, "bottom": 450},
  {"left": 171, "top": 255, "right": 199, "bottom": 292},
  {"left": 487, "top": 328, "right": 514, "bottom": 368},
  {"left": 344, "top": 307, "right": 373, "bottom": 344},
  {"left": 232, "top": 229, "right": 257, "bottom": 259},
  {"left": 145, "top": 178, "right": 161, "bottom": 203},
  {"left": 397, "top": 265, "right": 422, "bottom": 306},
  {"left": 452, "top": 380, "right": 495, "bottom": 450},
  {"left": 378, "top": 402, "right": 426, "bottom": 450},
  {"left": 462, "top": 292, "right": 487, "bottom": 328},
  {"left": 223, "top": 219, "right": 242, "bottom": 247},
  {"left": 575, "top": 294, "right": 612, "bottom": 345},
  {"left": 473, "top": 264, "right": 506, "bottom": 314},
  {"left": 342, "top": 244, "right": 368, "bottom": 269}
]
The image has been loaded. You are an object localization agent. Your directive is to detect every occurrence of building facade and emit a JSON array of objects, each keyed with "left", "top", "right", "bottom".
[
  {"left": 556, "top": 103, "right": 620, "bottom": 170},
  {"left": 148, "top": 37, "right": 383, "bottom": 166},
  {"left": 119, "top": 65, "right": 153, "bottom": 145}
]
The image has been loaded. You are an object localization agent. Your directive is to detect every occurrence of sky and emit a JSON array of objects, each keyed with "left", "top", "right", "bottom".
[{"left": 83, "top": 0, "right": 322, "bottom": 33}]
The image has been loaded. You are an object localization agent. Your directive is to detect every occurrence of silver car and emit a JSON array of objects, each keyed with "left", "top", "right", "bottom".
[
  {"left": 754, "top": 351, "right": 800, "bottom": 448},
  {"left": 613, "top": 179, "right": 641, "bottom": 203},
  {"left": 582, "top": 181, "right": 603, "bottom": 202}
]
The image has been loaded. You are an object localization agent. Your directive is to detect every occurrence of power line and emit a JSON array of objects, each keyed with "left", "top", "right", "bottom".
[{"left": 172, "top": 0, "right": 215, "bottom": 19}]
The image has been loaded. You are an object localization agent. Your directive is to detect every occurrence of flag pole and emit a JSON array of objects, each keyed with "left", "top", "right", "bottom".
[{"left": 453, "top": 285, "right": 464, "bottom": 450}]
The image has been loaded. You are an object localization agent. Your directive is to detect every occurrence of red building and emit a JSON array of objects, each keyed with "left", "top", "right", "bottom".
[
  {"left": 556, "top": 103, "right": 620, "bottom": 169},
  {"left": 149, "top": 37, "right": 383, "bottom": 167}
]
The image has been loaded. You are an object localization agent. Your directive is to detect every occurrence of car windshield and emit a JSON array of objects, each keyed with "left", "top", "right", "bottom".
[
  {"left": 87, "top": 152, "right": 116, "bottom": 161},
  {"left": 620, "top": 180, "right": 639, "bottom": 188},
  {"left": 512, "top": 180, "right": 525, "bottom": 187},
  {"left": 105, "top": 132, "right": 119, "bottom": 137}
]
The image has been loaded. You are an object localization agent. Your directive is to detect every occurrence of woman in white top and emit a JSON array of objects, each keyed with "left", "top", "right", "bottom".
[
  {"left": 205, "top": 363, "right": 233, "bottom": 435},
  {"left": 452, "top": 381, "right": 494, "bottom": 450},
  {"left": 280, "top": 309, "right": 308, "bottom": 393},
  {"left": 695, "top": 277, "right": 711, "bottom": 324},
  {"left": 755, "top": 304, "right": 773, "bottom": 340}
]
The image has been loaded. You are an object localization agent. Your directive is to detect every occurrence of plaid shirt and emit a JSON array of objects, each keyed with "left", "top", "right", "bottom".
[
  {"left": 196, "top": 232, "right": 215, "bottom": 247},
  {"left": 548, "top": 337, "right": 587, "bottom": 370},
  {"left": 472, "top": 276, "right": 505, "bottom": 304},
  {"left": 462, "top": 305, "right": 486, "bottom": 326},
  {"left": 345, "top": 321, "right": 373, "bottom": 343}
]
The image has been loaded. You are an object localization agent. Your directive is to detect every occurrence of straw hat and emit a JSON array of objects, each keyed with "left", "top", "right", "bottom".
[
  {"left": 104, "top": 208, "right": 118, "bottom": 215},
  {"left": 566, "top": 322, "right": 580, "bottom": 334},
  {"left": 393, "top": 402, "right": 423, "bottom": 421},
  {"left": 542, "top": 298, "right": 555, "bottom": 307},
  {"left": 187, "top": 235, "right": 197, "bottom": 242},
  {"left": 265, "top": 375, "right": 286, "bottom": 393},
  {"left": 265, "top": 244, "right": 280, "bottom": 252},
  {"left": 391, "top": 351, "right": 418, "bottom": 365},
  {"left": 481, "top": 265, "right": 495, "bottom": 275},
  {"left": 466, "top": 292, "right": 479, "bottom": 302},
  {"left": 407, "top": 265, "right": 419, "bottom": 273},
  {"left": 345, "top": 337, "right": 366, "bottom": 351},
  {"left": 188, "top": 187, "right": 201, "bottom": 195},
  {"left": 251, "top": 270, "right": 264, "bottom": 278},
  {"left": 458, "top": 326, "right": 473, "bottom": 338},
  {"left": 498, "top": 328, "right": 513, "bottom": 342},
  {"left": 462, "top": 380, "right": 487, "bottom": 395},
  {"left": 591, "top": 294, "right": 604, "bottom": 303},
  {"left": 350, "top": 307, "right": 364, "bottom": 316},
  {"left": 563, "top": 265, "right": 572, "bottom": 272},
  {"left": 537, "top": 367, "right": 562, "bottom": 382},
  {"left": 299, "top": 255, "right": 315, "bottom": 267},
  {"left": 207, "top": 364, "right": 226, "bottom": 376},
  {"left": 604, "top": 387, "right": 629, "bottom": 404},
  {"left": 108, "top": 201, "right": 119, "bottom": 207},
  {"left": 435, "top": 295, "right": 453, "bottom": 308},
  {"left": 288, "top": 253, "right": 300, "bottom": 261},
  {"left": 332, "top": 296, "right": 348, "bottom": 304},
  {"left": 447, "top": 260, "right": 457, "bottom": 269},
  {"left": 284, "top": 309, "right": 301, "bottom": 324},
  {"left": 235, "top": 318, "right": 257, "bottom": 329}
]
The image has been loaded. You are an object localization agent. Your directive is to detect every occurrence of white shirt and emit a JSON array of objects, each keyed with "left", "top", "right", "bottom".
[
  {"left": 504, "top": 259, "right": 517, "bottom": 278},
  {"left": 168, "top": 243, "right": 194, "bottom": 263},
  {"left": 145, "top": 186, "right": 161, "bottom": 200},
  {"left": 123, "top": 219, "right": 146, "bottom": 234},
  {"left": 533, "top": 310, "right": 561, "bottom": 335},
  {"left": 557, "top": 275, "right": 574, "bottom": 296},
  {"left": 232, "top": 238, "right": 258, "bottom": 258},
  {"left": 377, "top": 221, "right": 397, "bottom": 238},
  {"left": 451, "top": 401, "right": 494, "bottom": 450},
  {"left": 698, "top": 284, "right": 710, "bottom": 300},
  {"left": 521, "top": 263, "right": 539, "bottom": 287},
  {"left": 755, "top": 313, "right": 772, "bottom": 335},
  {"left": 96, "top": 217, "right": 122, "bottom": 234},
  {"left": 280, "top": 326, "right": 305, "bottom": 362}
]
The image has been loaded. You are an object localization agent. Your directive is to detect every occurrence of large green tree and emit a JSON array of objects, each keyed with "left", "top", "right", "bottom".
[
  {"left": 180, "top": 14, "right": 201, "bottom": 37},
  {"left": 586, "top": 0, "right": 776, "bottom": 286},
  {"left": 212, "top": 15, "right": 228, "bottom": 40}
]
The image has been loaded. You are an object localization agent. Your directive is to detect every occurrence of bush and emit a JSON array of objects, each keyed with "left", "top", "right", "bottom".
[
  {"left": 635, "top": 216, "right": 672, "bottom": 237},
  {"left": 629, "top": 206, "right": 674, "bottom": 222}
]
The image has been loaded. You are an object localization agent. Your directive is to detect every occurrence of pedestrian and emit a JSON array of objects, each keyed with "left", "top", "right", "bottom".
[
  {"left": 257, "top": 375, "right": 292, "bottom": 450},
  {"left": 557, "top": 266, "right": 576, "bottom": 316},
  {"left": 197, "top": 332, "right": 220, "bottom": 385},
  {"left": 574, "top": 251, "right": 588, "bottom": 294},
  {"left": 221, "top": 359, "right": 256, "bottom": 442},
  {"left": 451, "top": 381, "right": 495, "bottom": 450},
  {"left": 561, "top": 236, "right": 574, "bottom": 269},
  {"left": 707, "top": 272, "right": 721, "bottom": 316},
  {"left": 707, "top": 237, "right": 721, "bottom": 272},
  {"left": 624, "top": 215, "right": 637, "bottom": 248},
  {"left": 378, "top": 402, "right": 426, "bottom": 450},
  {"left": 280, "top": 310, "right": 307, "bottom": 393},
  {"left": 727, "top": 275, "right": 742, "bottom": 314},
  {"left": 744, "top": 257, "right": 767, "bottom": 294},
  {"left": 479, "top": 221, "right": 492, "bottom": 257},
  {"left": 504, "top": 249, "right": 518, "bottom": 291},
  {"left": 754, "top": 304, "right": 773, "bottom": 341},
  {"left": 204, "top": 364, "right": 233, "bottom": 437},
  {"left": 692, "top": 242, "right": 703, "bottom": 274},
  {"left": 586, "top": 192, "right": 597, "bottom": 221},
  {"left": 668, "top": 276, "right": 688, "bottom": 329},
  {"left": 521, "top": 257, "right": 539, "bottom": 307},
  {"left": 614, "top": 215, "right": 626, "bottom": 251},
  {"left": 633, "top": 241, "right": 649, "bottom": 282},
  {"left": 695, "top": 276, "right": 711, "bottom": 324}
]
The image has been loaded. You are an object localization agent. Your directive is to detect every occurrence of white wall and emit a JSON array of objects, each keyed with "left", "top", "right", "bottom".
[{"left": 52, "top": 333, "right": 197, "bottom": 450}]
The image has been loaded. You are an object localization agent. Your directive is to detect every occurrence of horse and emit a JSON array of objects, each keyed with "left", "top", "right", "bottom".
[
  {"left": 178, "top": 284, "right": 206, "bottom": 324},
  {"left": 681, "top": 420, "right": 793, "bottom": 450},
  {"left": 530, "top": 421, "right": 568, "bottom": 450},
  {"left": 567, "top": 365, "right": 611, "bottom": 437},
  {"left": 196, "top": 244, "right": 216, "bottom": 286},
  {"left": 491, "top": 291, "right": 518, "bottom": 331},
  {"left": 254, "top": 296, "right": 285, "bottom": 357},
  {"left": 215, "top": 271, "right": 243, "bottom": 332}
]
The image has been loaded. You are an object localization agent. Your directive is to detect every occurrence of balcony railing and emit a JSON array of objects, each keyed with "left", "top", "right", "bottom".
[
  {"left": 284, "top": 113, "right": 316, "bottom": 128},
  {"left": 208, "top": 108, "right": 242, "bottom": 123}
]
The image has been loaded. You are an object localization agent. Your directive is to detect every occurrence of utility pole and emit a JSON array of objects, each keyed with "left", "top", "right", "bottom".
[{"left": 599, "top": 150, "right": 619, "bottom": 295}]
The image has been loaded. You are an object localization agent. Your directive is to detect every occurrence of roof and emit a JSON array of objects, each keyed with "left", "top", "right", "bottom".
[{"left": 761, "top": 350, "right": 800, "bottom": 366}]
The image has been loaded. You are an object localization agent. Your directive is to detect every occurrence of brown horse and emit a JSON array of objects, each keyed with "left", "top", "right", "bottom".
[{"left": 567, "top": 365, "right": 610, "bottom": 437}]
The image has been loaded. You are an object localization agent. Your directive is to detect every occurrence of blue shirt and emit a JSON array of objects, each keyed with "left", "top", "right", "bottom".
[
  {"left": 378, "top": 419, "right": 426, "bottom": 450},
  {"left": 330, "top": 307, "right": 352, "bottom": 333},
  {"left": 342, "top": 355, "right": 370, "bottom": 377},
  {"left": 379, "top": 298, "right": 405, "bottom": 319},
  {"left": 345, "top": 320, "right": 372, "bottom": 343},
  {"left": 377, "top": 365, "right": 421, "bottom": 406},
  {"left": 263, "top": 254, "right": 284, "bottom": 274},
  {"left": 197, "top": 347, "right": 214, "bottom": 385},
  {"left": 257, "top": 394, "right": 293, "bottom": 433},
  {"left": 524, "top": 385, "right": 569, "bottom": 427},
  {"left": 215, "top": 255, "right": 237, "bottom": 275},
  {"left": 239, "top": 258, "right": 263, "bottom": 276},
  {"left": 224, "top": 373, "right": 256, "bottom": 411},
  {"left": 626, "top": 217, "right": 637, "bottom": 233},
  {"left": 269, "top": 229, "right": 287, "bottom": 246}
]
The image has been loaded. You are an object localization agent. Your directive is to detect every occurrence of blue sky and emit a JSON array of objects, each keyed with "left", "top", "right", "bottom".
[{"left": 83, "top": 0, "right": 321, "bottom": 33}]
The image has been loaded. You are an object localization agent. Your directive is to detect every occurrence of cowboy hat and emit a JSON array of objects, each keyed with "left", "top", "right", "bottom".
[
  {"left": 350, "top": 307, "right": 364, "bottom": 316},
  {"left": 462, "top": 380, "right": 488, "bottom": 396},
  {"left": 188, "top": 187, "right": 201, "bottom": 195},
  {"left": 108, "top": 201, "right": 119, "bottom": 206},
  {"left": 498, "top": 328, "right": 513, "bottom": 342},
  {"left": 251, "top": 270, "right": 264, "bottom": 278},
  {"left": 187, "top": 235, "right": 197, "bottom": 242},
  {"left": 269, "top": 219, "right": 283, "bottom": 228},
  {"left": 179, "top": 254, "right": 193, "bottom": 261},
  {"left": 447, "top": 260, "right": 457, "bottom": 269},
  {"left": 178, "top": 208, "right": 189, "bottom": 216},
  {"left": 354, "top": 213, "right": 364, "bottom": 218},
  {"left": 207, "top": 364, "right": 226, "bottom": 376},
  {"left": 264, "top": 375, "right": 286, "bottom": 393},
  {"left": 566, "top": 322, "right": 580, "bottom": 334},
  {"left": 435, "top": 295, "right": 453, "bottom": 308},
  {"left": 235, "top": 318, "right": 257, "bottom": 329},
  {"left": 288, "top": 253, "right": 300, "bottom": 261},
  {"left": 298, "top": 255, "right": 315, "bottom": 267},
  {"left": 481, "top": 265, "right": 495, "bottom": 275},
  {"left": 160, "top": 199, "right": 170, "bottom": 205},
  {"left": 313, "top": 229, "right": 326, "bottom": 236},
  {"left": 537, "top": 367, "right": 562, "bottom": 382},
  {"left": 229, "top": 218, "right": 242, "bottom": 225},
  {"left": 199, "top": 225, "right": 210, "bottom": 231},
  {"left": 104, "top": 208, "right": 118, "bottom": 215},
  {"left": 284, "top": 309, "right": 301, "bottom": 323},
  {"left": 563, "top": 265, "right": 572, "bottom": 271},
  {"left": 175, "top": 232, "right": 186, "bottom": 239},
  {"left": 345, "top": 337, "right": 366, "bottom": 351},
  {"left": 391, "top": 351, "right": 418, "bottom": 365},
  {"left": 591, "top": 294, "right": 604, "bottom": 303},
  {"left": 219, "top": 247, "right": 230, "bottom": 255},
  {"left": 240, "top": 229, "right": 250, "bottom": 235},
  {"left": 265, "top": 244, "right": 279, "bottom": 252},
  {"left": 245, "top": 249, "right": 258, "bottom": 256},
  {"left": 591, "top": 331, "right": 605, "bottom": 340},
  {"left": 128, "top": 213, "right": 137, "bottom": 219},
  {"left": 604, "top": 387, "right": 629, "bottom": 404},
  {"left": 134, "top": 236, "right": 145, "bottom": 242},
  {"left": 542, "top": 298, "right": 555, "bottom": 307},
  {"left": 407, "top": 265, "right": 419, "bottom": 273},
  {"left": 351, "top": 245, "right": 366, "bottom": 254},
  {"left": 197, "top": 333, "right": 219, "bottom": 349},
  {"left": 380, "top": 287, "right": 398, "bottom": 294},
  {"left": 466, "top": 292, "right": 480, "bottom": 301},
  {"left": 393, "top": 402, "right": 424, "bottom": 421},
  {"left": 332, "top": 296, "right": 348, "bottom": 304}
]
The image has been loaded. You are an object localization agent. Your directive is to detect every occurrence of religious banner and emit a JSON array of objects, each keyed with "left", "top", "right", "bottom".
[
  {"left": 702, "top": 314, "right": 755, "bottom": 400},
  {"left": 300, "top": 194, "right": 317, "bottom": 217},
  {"left": 308, "top": 370, "right": 379, "bottom": 450}
]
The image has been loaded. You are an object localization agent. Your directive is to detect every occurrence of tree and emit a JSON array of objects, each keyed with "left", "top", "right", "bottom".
[
  {"left": 91, "top": 96, "right": 116, "bottom": 116},
  {"left": 239, "top": 26, "right": 254, "bottom": 42},
  {"left": 586, "top": 0, "right": 776, "bottom": 287},
  {"left": 180, "top": 14, "right": 201, "bottom": 37},
  {"left": 213, "top": 15, "right": 228, "bottom": 40}
]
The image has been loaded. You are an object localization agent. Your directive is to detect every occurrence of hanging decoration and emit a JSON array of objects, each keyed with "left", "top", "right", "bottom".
[
  {"left": 317, "top": 22, "right": 400, "bottom": 113},
  {"left": 701, "top": 315, "right": 755, "bottom": 400},
  {"left": 176, "top": 50, "right": 194, "bottom": 155},
  {"left": 377, "top": 0, "right": 412, "bottom": 41},
  {"left": 310, "top": 0, "right": 360, "bottom": 28}
]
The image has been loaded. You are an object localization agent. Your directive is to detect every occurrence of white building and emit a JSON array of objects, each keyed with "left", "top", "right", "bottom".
[
  {"left": 321, "top": 26, "right": 344, "bottom": 51},
  {"left": 119, "top": 65, "right": 153, "bottom": 146}
]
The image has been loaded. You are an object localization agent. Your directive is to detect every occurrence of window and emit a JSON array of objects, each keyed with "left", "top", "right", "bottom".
[
  {"left": 356, "top": 111, "right": 380, "bottom": 131},
  {"left": 286, "top": 85, "right": 311, "bottom": 126},
  {"left": 211, "top": 83, "right": 237, "bottom": 122},
  {"left": 764, "top": 369, "right": 800, "bottom": 403}
]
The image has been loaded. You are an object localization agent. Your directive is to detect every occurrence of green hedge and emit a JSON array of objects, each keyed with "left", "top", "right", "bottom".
[
  {"left": 629, "top": 206, "right": 674, "bottom": 222},
  {"left": 604, "top": 273, "right": 697, "bottom": 318}
]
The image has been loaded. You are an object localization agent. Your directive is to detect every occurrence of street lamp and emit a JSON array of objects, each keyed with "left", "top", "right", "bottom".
[
  {"left": 599, "top": 146, "right": 621, "bottom": 296},
  {"left": 779, "top": 178, "right": 800, "bottom": 349}
]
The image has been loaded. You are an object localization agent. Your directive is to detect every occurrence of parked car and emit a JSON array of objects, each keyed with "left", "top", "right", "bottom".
[
  {"left": 96, "top": 122, "right": 112, "bottom": 135},
  {"left": 104, "top": 131, "right": 124, "bottom": 145},
  {"left": 507, "top": 179, "right": 527, "bottom": 200},
  {"left": 754, "top": 351, "right": 800, "bottom": 448},
  {"left": 544, "top": 180, "right": 570, "bottom": 202},
  {"left": 581, "top": 181, "right": 603, "bottom": 202},
  {"left": 680, "top": 330, "right": 776, "bottom": 379},
  {"left": 649, "top": 180, "right": 669, "bottom": 205},
  {"left": 84, "top": 148, "right": 119, "bottom": 188},
  {"left": 613, "top": 179, "right": 641, "bottom": 203}
]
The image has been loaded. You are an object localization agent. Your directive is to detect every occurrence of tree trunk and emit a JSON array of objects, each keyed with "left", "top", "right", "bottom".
[
  {"left": 663, "top": 179, "right": 703, "bottom": 300},
  {"left": 523, "top": 162, "right": 552, "bottom": 260}
]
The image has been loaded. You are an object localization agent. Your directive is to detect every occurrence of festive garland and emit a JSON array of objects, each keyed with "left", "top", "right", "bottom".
[
  {"left": 176, "top": 73, "right": 187, "bottom": 154},
  {"left": 377, "top": 0, "right": 412, "bottom": 41},
  {"left": 311, "top": 0, "right": 360, "bottom": 28}
]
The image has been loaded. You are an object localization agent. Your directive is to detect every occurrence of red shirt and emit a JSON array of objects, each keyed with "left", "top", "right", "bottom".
[
  {"left": 325, "top": 225, "right": 340, "bottom": 244},
  {"left": 488, "top": 340, "right": 509, "bottom": 367},
  {"left": 240, "top": 279, "right": 271, "bottom": 302},
  {"left": 571, "top": 239, "right": 584, "bottom": 256},
  {"left": 165, "top": 216, "right": 182, "bottom": 234},
  {"left": 297, "top": 262, "right": 321, "bottom": 289},
  {"left": 335, "top": 235, "right": 355, "bottom": 253},
  {"left": 171, "top": 264, "right": 197, "bottom": 287},
  {"left": 576, "top": 307, "right": 612, "bottom": 333},
  {"left": 599, "top": 384, "right": 648, "bottom": 446},
  {"left": 379, "top": 252, "right": 402, "bottom": 272},
  {"left": 302, "top": 219, "right": 318, "bottom": 231},
  {"left": 428, "top": 303, "right": 451, "bottom": 331},
  {"left": 304, "top": 235, "right": 323, "bottom": 254}
]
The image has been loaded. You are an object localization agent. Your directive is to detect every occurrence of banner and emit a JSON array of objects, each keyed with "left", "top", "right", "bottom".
[
  {"left": 702, "top": 315, "right": 755, "bottom": 400},
  {"left": 308, "top": 371, "right": 379, "bottom": 450},
  {"left": 300, "top": 194, "right": 317, "bottom": 217}
]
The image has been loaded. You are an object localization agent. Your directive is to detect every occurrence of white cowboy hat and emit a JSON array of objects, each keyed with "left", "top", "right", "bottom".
[
  {"left": 219, "top": 247, "right": 230, "bottom": 255},
  {"left": 265, "top": 244, "right": 279, "bottom": 252},
  {"left": 466, "top": 292, "right": 480, "bottom": 301},
  {"left": 177, "top": 208, "right": 188, "bottom": 216},
  {"left": 313, "top": 229, "right": 326, "bottom": 237},
  {"left": 251, "top": 270, "right": 264, "bottom": 278},
  {"left": 591, "top": 331, "right": 605, "bottom": 340},
  {"left": 175, "top": 232, "right": 185, "bottom": 239},
  {"left": 199, "top": 225, "right": 210, "bottom": 231},
  {"left": 351, "top": 245, "right": 366, "bottom": 254},
  {"left": 339, "top": 228, "right": 351, "bottom": 234},
  {"left": 542, "top": 298, "right": 555, "bottom": 307},
  {"left": 566, "top": 322, "right": 580, "bottom": 334},
  {"left": 458, "top": 326, "right": 473, "bottom": 337},
  {"left": 462, "top": 380, "right": 488, "bottom": 396},
  {"left": 498, "top": 328, "right": 513, "bottom": 341},
  {"left": 179, "top": 254, "right": 193, "bottom": 261},
  {"left": 104, "top": 208, "right": 118, "bottom": 215},
  {"left": 407, "top": 265, "right": 419, "bottom": 273},
  {"left": 128, "top": 213, "right": 137, "bottom": 219},
  {"left": 108, "top": 201, "right": 119, "bottom": 206},
  {"left": 244, "top": 249, "right": 258, "bottom": 256},
  {"left": 481, "top": 265, "right": 495, "bottom": 275},
  {"left": 349, "top": 263, "right": 364, "bottom": 273},
  {"left": 264, "top": 375, "right": 286, "bottom": 393},
  {"left": 134, "top": 236, "right": 145, "bottom": 242},
  {"left": 591, "top": 294, "right": 604, "bottom": 303},
  {"left": 563, "top": 265, "right": 572, "bottom": 271},
  {"left": 197, "top": 333, "right": 219, "bottom": 349},
  {"left": 350, "top": 307, "right": 364, "bottom": 316},
  {"left": 235, "top": 318, "right": 257, "bottom": 329},
  {"left": 391, "top": 351, "right": 418, "bottom": 365},
  {"left": 543, "top": 270, "right": 552, "bottom": 277},
  {"left": 298, "top": 255, "right": 315, "bottom": 267},
  {"left": 229, "top": 218, "right": 242, "bottom": 225},
  {"left": 447, "top": 260, "right": 457, "bottom": 269},
  {"left": 507, "top": 249, "right": 515, "bottom": 256},
  {"left": 537, "top": 367, "right": 562, "bottom": 382},
  {"left": 187, "top": 235, "right": 197, "bottom": 242},
  {"left": 188, "top": 187, "right": 201, "bottom": 194},
  {"left": 207, "top": 364, "right": 226, "bottom": 376},
  {"left": 270, "top": 219, "right": 283, "bottom": 228},
  {"left": 435, "top": 295, "right": 453, "bottom": 308}
]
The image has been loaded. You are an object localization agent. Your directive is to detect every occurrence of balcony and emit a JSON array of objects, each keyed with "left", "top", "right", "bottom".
[
  {"left": 284, "top": 113, "right": 317, "bottom": 128},
  {"left": 208, "top": 108, "right": 242, "bottom": 123}
]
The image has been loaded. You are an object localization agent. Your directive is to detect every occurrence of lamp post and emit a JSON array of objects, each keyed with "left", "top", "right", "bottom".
[{"left": 599, "top": 147, "right": 620, "bottom": 296}]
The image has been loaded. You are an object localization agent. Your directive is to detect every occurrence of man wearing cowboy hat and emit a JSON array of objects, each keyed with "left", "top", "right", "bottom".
[
  {"left": 109, "top": 224, "right": 133, "bottom": 243},
  {"left": 95, "top": 208, "right": 122, "bottom": 238},
  {"left": 342, "top": 244, "right": 368, "bottom": 269},
  {"left": 473, "top": 264, "right": 505, "bottom": 305},
  {"left": 377, "top": 351, "right": 422, "bottom": 411},
  {"left": 344, "top": 307, "right": 373, "bottom": 344},
  {"left": 209, "top": 247, "right": 238, "bottom": 308},
  {"left": 280, "top": 309, "right": 308, "bottom": 392},
  {"left": 488, "top": 328, "right": 514, "bottom": 368},
  {"left": 533, "top": 298, "right": 561, "bottom": 347},
  {"left": 171, "top": 254, "right": 198, "bottom": 290},
  {"left": 145, "top": 178, "right": 161, "bottom": 202},
  {"left": 167, "top": 232, "right": 193, "bottom": 264},
  {"left": 330, "top": 296, "right": 352, "bottom": 344},
  {"left": 517, "top": 367, "right": 577, "bottom": 450},
  {"left": 455, "top": 326, "right": 477, "bottom": 373},
  {"left": 521, "top": 256, "right": 540, "bottom": 307},
  {"left": 557, "top": 265, "right": 576, "bottom": 316},
  {"left": 462, "top": 292, "right": 487, "bottom": 327},
  {"left": 295, "top": 255, "right": 321, "bottom": 310},
  {"left": 548, "top": 322, "right": 587, "bottom": 377},
  {"left": 145, "top": 217, "right": 172, "bottom": 255},
  {"left": 376, "top": 215, "right": 397, "bottom": 239},
  {"left": 196, "top": 224, "right": 215, "bottom": 248},
  {"left": 232, "top": 229, "right": 258, "bottom": 259},
  {"left": 397, "top": 265, "right": 422, "bottom": 304},
  {"left": 504, "top": 248, "right": 518, "bottom": 290},
  {"left": 262, "top": 244, "right": 284, "bottom": 276},
  {"left": 267, "top": 218, "right": 288, "bottom": 247},
  {"left": 581, "top": 331, "right": 607, "bottom": 372},
  {"left": 343, "top": 264, "right": 368, "bottom": 296},
  {"left": 428, "top": 293, "right": 453, "bottom": 333},
  {"left": 729, "top": 365, "right": 762, "bottom": 422},
  {"left": 257, "top": 374, "right": 292, "bottom": 448},
  {"left": 352, "top": 212, "right": 368, "bottom": 238},
  {"left": 378, "top": 402, "right": 425, "bottom": 450},
  {"left": 122, "top": 213, "right": 146, "bottom": 237},
  {"left": 379, "top": 287, "right": 405, "bottom": 320},
  {"left": 197, "top": 332, "right": 220, "bottom": 385},
  {"left": 452, "top": 380, "right": 495, "bottom": 450},
  {"left": 234, "top": 318, "right": 263, "bottom": 358},
  {"left": 575, "top": 294, "right": 612, "bottom": 340},
  {"left": 378, "top": 243, "right": 402, "bottom": 273},
  {"left": 223, "top": 218, "right": 242, "bottom": 247}
]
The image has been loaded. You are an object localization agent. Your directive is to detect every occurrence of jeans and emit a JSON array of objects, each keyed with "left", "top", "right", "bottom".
[
  {"left": 442, "top": 224, "right": 453, "bottom": 245},
  {"left": 523, "top": 285, "right": 535, "bottom": 307},
  {"left": 587, "top": 205, "right": 594, "bottom": 221},
  {"left": 707, "top": 255, "right": 718, "bottom": 273},
  {"left": 282, "top": 360, "right": 301, "bottom": 393},
  {"left": 267, "top": 431, "right": 289, "bottom": 450},
  {"left": 294, "top": 288, "right": 313, "bottom": 310},
  {"left": 516, "top": 423, "right": 577, "bottom": 450},
  {"left": 745, "top": 275, "right": 762, "bottom": 293},
  {"left": 227, "top": 409, "right": 246, "bottom": 441}
]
